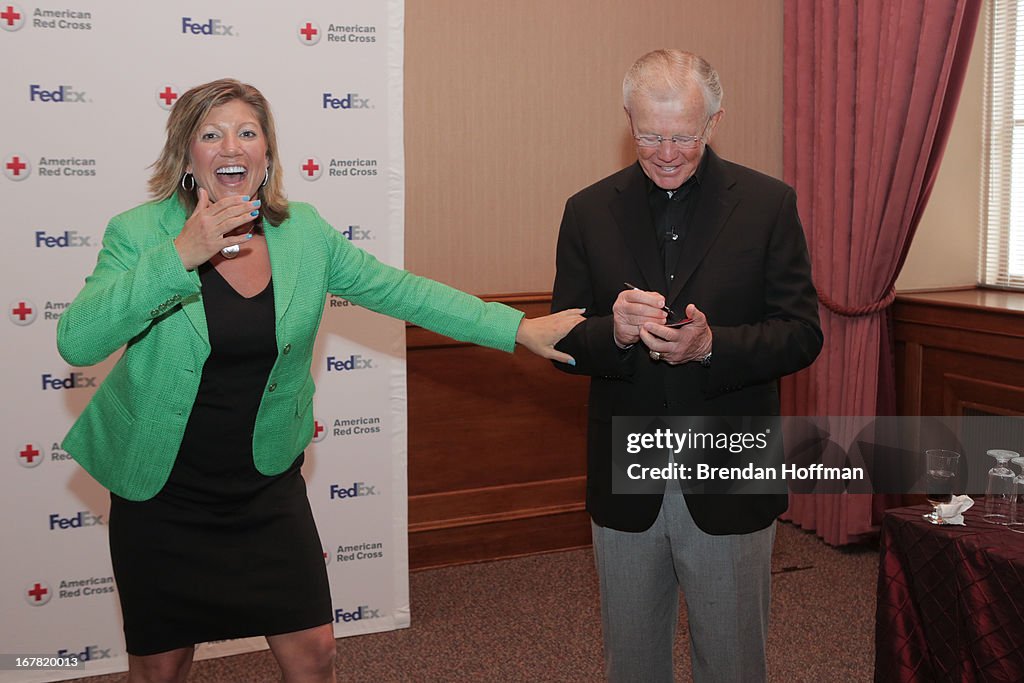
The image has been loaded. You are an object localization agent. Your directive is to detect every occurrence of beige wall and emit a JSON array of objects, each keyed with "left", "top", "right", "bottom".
[
  {"left": 404, "top": 0, "right": 784, "bottom": 294},
  {"left": 895, "top": 16, "right": 985, "bottom": 291}
]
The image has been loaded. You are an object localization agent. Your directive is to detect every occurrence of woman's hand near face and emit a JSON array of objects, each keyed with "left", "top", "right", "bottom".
[
  {"left": 174, "top": 188, "right": 262, "bottom": 270},
  {"left": 515, "top": 308, "right": 586, "bottom": 365}
]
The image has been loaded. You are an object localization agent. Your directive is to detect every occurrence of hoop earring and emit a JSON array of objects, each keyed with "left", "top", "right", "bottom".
[
  {"left": 180, "top": 172, "right": 195, "bottom": 191},
  {"left": 261, "top": 166, "right": 269, "bottom": 188}
]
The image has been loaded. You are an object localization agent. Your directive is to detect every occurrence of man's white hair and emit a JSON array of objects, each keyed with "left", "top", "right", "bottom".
[{"left": 623, "top": 49, "right": 723, "bottom": 118}]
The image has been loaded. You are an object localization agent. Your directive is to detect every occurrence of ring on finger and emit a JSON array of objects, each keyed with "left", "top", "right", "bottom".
[{"left": 649, "top": 350, "right": 661, "bottom": 361}]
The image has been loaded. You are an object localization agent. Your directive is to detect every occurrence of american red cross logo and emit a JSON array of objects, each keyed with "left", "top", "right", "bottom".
[
  {"left": 4, "top": 154, "right": 30, "bottom": 181},
  {"left": 9, "top": 298, "right": 35, "bottom": 325},
  {"left": 20, "top": 444, "right": 40, "bottom": 464},
  {"left": 303, "top": 159, "right": 320, "bottom": 176},
  {"left": 1, "top": 5, "right": 20, "bottom": 26},
  {"left": 297, "top": 20, "right": 321, "bottom": 46},
  {"left": 159, "top": 87, "right": 178, "bottom": 106},
  {"left": 314, "top": 421, "right": 325, "bottom": 438},
  {"left": 6, "top": 156, "right": 26, "bottom": 176},
  {"left": 27, "top": 583, "right": 48, "bottom": 602},
  {"left": 12, "top": 301, "right": 32, "bottom": 320}
]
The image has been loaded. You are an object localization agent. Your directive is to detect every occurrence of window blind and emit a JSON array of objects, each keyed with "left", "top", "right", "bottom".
[{"left": 982, "top": 0, "right": 1024, "bottom": 288}]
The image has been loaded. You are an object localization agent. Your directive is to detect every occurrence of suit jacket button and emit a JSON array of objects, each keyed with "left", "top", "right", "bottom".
[
  {"left": 282, "top": 344, "right": 292, "bottom": 355},
  {"left": 268, "top": 383, "right": 277, "bottom": 392}
]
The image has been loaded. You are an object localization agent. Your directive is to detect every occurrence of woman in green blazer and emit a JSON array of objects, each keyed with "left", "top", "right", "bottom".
[{"left": 56, "top": 79, "right": 582, "bottom": 683}]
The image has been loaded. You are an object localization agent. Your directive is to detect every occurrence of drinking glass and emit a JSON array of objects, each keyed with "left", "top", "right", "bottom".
[
  {"left": 983, "top": 449, "right": 1018, "bottom": 525},
  {"left": 923, "top": 449, "right": 960, "bottom": 525},
  {"left": 1010, "top": 456, "right": 1024, "bottom": 532}
]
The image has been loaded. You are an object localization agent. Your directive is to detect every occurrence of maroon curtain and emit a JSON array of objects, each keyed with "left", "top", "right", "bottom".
[{"left": 780, "top": 0, "right": 981, "bottom": 545}]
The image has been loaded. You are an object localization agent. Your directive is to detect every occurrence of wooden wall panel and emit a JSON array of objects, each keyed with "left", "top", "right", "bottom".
[
  {"left": 407, "top": 296, "right": 592, "bottom": 569},
  {"left": 409, "top": 288, "right": 1024, "bottom": 569},
  {"left": 894, "top": 290, "right": 1024, "bottom": 417},
  {"left": 890, "top": 289, "right": 1024, "bottom": 506}
]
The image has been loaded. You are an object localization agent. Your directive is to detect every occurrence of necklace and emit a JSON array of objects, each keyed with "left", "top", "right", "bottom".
[{"left": 220, "top": 225, "right": 255, "bottom": 259}]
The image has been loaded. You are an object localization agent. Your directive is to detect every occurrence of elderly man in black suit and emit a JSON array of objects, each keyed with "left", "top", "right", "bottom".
[{"left": 552, "top": 49, "right": 822, "bottom": 682}]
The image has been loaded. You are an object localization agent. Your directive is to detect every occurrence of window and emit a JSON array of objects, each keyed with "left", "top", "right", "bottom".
[{"left": 982, "top": 0, "right": 1024, "bottom": 288}]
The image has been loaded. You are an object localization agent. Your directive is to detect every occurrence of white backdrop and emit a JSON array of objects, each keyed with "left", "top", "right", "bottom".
[{"left": 0, "top": 1, "right": 407, "bottom": 680}]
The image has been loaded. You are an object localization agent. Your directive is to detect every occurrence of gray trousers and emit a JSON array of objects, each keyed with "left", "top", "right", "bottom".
[{"left": 591, "top": 491, "right": 775, "bottom": 683}]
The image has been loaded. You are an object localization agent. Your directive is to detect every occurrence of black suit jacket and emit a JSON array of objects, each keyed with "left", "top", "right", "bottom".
[{"left": 552, "top": 148, "right": 822, "bottom": 534}]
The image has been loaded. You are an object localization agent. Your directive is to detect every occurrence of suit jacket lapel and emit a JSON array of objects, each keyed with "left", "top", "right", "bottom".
[
  {"left": 610, "top": 164, "right": 667, "bottom": 295},
  {"left": 666, "top": 148, "right": 738, "bottom": 308},
  {"left": 157, "top": 198, "right": 208, "bottom": 344},
  {"left": 263, "top": 216, "right": 302, "bottom": 330}
]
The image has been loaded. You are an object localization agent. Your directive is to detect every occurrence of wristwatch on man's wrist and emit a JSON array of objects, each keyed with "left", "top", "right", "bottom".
[{"left": 698, "top": 351, "right": 712, "bottom": 368}]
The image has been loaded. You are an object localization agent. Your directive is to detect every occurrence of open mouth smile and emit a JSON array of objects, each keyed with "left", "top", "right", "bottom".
[{"left": 215, "top": 165, "right": 248, "bottom": 184}]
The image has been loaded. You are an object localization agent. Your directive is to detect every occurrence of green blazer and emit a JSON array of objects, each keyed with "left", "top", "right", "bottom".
[{"left": 57, "top": 197, "right": 523, "bottom": 501}]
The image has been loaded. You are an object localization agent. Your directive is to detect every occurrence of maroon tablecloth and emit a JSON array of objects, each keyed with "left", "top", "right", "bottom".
[{"left": 875, "top": 505, "right": 1024, "bottom": 682}]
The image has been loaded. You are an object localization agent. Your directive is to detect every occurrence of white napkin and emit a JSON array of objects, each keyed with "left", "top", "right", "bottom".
[{"left": 935, "top": 495, "right": 974, "bottom": 525}]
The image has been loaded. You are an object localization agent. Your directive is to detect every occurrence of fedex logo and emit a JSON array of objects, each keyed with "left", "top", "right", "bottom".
[
  {"left": 49, "top": 511, "right": 104, "bottom": 530},
  {"left": 322, "top": 92, "right": 371, "bottom": 110},
  {"left": 329, "top": 482, "right": 378, "bottom": 499},
  {"left": 326, "top": 354, "right": 373, "bottom": 371},
  {"left": 334, "top": 605, "right": 382, "bottom": 623},
  {"left": 181, "top": 17, "right": 234, "bottom": 36},
  {"left": 42, "top": 372, "right": 97, "bottom": 390},
  {"left": 30, "top": 84, "right": 87, "bottom": 103},
  {"left": 342, "top": 226, "right": 372, "bottom": 240},
  {"left": 35, "top": 230, "right": 92, "bottom": 247},
  {"left": 58, "top": 645, "right": 111, "bottom": 661}
]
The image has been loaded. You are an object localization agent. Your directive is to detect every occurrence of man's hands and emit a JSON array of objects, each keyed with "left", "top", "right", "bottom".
[
  {"left": 640, "top": 303, "right": 712, "bottom": 365},
  {"left": 613, "top": 287, "right": 712, "bottom": 364},
  {"left": 613, "top": 288, "right": 667, "bottom": 348}
]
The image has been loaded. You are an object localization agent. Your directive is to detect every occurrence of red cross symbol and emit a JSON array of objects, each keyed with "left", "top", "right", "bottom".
[
  {"left": 20, "top": 444, "right": 40, "bottom": 464},
  {"left": 1, "top": 6, "right": 20, "bottom": 26},
  {"left": 314, "top": 420, "right": 325, "bottom": 439},
  {"left": 159, "top": 87, "right": 178, "bottom": 106},
  {"left": 6, "top": 156, "right": 27, "bottom": 176},
  {"left": 12, "top": 301, "right": 32, "bottom": 320},
  {"left": 302, "top": 159, "right": 320, "bottom": 176},
  {"left": 300, "top": 22, "right": 318, "bottom": 42},
  {"left": 27, "top": 583, "right": 48, "bottom": 602}
]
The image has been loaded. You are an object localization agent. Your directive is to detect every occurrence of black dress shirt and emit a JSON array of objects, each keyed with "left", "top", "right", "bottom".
[{"left": 645, "top": 152, "right": 709, "bottom": 283}]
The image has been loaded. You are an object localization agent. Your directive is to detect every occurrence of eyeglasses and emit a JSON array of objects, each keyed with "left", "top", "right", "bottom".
[{"left": 633, "top": 116, "right": 712, "bottom": 150}]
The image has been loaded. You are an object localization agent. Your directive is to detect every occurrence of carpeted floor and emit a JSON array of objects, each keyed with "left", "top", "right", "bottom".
[{"left": 64, "top": 520, "right": 879, "bottom": 682}]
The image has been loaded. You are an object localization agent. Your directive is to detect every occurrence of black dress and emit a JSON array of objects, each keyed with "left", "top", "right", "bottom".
[{"left": 108, "top": 263, "right": 331, "bottom": 656}]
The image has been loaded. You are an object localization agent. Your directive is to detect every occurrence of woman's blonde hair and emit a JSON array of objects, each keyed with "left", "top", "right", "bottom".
[{"left": 148, "top": 78, "right": 289, "bottom": 227}]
